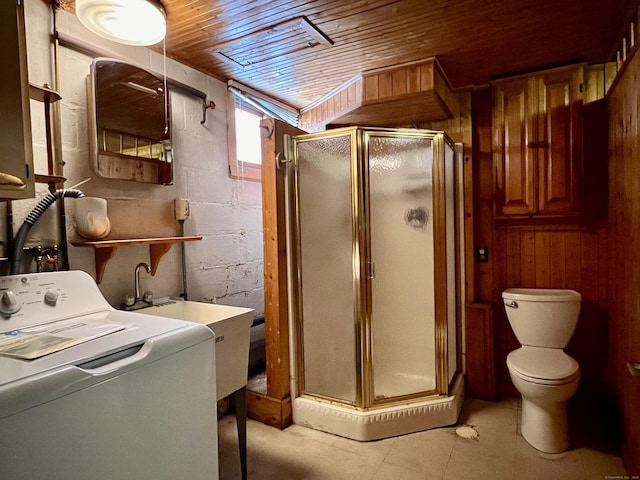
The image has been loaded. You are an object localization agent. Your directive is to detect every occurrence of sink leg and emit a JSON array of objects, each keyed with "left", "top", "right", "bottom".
[{"left": 233, "top": 386, "right": 247, "bottom": 480}]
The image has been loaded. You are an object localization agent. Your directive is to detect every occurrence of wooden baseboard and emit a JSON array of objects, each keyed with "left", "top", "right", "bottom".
[
  {"left": 465, "top": 303, "right": 498, "bottom": 399},
  {"left": 246, "top": 390, "right": 292, "bottom": 429}
]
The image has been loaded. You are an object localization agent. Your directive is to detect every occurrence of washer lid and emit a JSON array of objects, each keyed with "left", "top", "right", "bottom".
[
  {"left": 507, "top": 346, "right": 579, "bottom": 381},
  {"left": 0, "top": 310, "right": 205, "bottom": 388}
]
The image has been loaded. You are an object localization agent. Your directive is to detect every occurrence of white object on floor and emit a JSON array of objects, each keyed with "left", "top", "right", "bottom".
[{"left": 455, "top": 424, "right": 479, "bottom": 439}]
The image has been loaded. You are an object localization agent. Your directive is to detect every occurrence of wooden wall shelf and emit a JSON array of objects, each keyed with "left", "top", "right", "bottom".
[
  {"left": 71, "top": 236, "right": 202, "bottom": 283},
  {"left": 35, "top": 174, "right": 66, "bottom": 193},
  {"left": 34, "top": 174, "right": 65, "bottom": 183}
]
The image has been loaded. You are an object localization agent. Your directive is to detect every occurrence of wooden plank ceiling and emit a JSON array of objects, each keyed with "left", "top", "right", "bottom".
[{"left": 64, "top": 0, "right": 636, "bottom": 110}]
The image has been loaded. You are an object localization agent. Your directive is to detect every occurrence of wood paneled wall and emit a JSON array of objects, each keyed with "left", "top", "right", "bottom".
[
  {"left": 298, "top": 77, "right": 362, "bottom": 132},
  {"left": 491, "top": 226, "right": 608, "bottom": 393},
  {"left": 471, "top": 88, "right": 610, "bottom": 396},
  {"left": 607, "top": 45, "right": 640, "bottom": 474}
]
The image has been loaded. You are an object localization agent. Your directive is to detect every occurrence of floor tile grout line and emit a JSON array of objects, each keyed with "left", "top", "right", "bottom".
[
  {"left": 370, "top": 439, "right": 401, "bottom": 480},
  {"left": 438, "top": 430, "right": 461, "bottom": 480}
]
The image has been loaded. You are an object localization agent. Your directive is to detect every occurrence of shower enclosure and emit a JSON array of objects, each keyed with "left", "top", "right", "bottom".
[{"left": 287, "top": 127, "right": 464, "bottom": 441}]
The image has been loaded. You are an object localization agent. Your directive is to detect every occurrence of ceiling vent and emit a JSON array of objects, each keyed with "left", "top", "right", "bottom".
[{"left": 212, "top": 16, "right": 333, "bottom": 69}]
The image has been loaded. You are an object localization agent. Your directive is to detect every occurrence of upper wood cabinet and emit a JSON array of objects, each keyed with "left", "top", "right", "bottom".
[
  {"left": 0, "top": 0, "right": 34, "bottom": 200},
  {"left": 492, "top": 65, "right": 583, "bottom": 219}
]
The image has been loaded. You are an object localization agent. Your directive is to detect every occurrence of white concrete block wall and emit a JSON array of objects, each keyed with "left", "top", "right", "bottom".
[{"left": 4, "top": 3, "right": 264, "bottom": 317}]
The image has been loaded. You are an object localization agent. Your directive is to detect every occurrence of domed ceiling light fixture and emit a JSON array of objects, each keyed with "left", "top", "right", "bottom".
[{"left": 75, "top": 0, "right": 166, "bottom": 46}]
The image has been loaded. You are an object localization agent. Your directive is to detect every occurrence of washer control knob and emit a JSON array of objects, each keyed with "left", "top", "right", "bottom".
[
  {"left": 0, "top": 290, "right": 22, "bottom": 316},
  {"left": 44, "top": 289, "right": 60, "bottom": 306}
]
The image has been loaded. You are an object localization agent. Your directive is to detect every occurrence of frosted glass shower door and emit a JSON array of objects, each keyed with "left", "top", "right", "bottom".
[
  {"left": 295, "top": 133, "right": 358, "bottom": 404},
  {"left": 367, "top": 134, "right": 437, "bottom": 400}
]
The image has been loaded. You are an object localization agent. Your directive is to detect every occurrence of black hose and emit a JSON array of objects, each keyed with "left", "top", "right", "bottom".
[{"left": 10, "top": 189, "right": 84, "bottom": 274}]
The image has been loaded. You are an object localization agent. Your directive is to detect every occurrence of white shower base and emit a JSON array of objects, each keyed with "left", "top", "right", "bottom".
[{"left": 292, "top": 374, "right": 465, "bottom": 441}]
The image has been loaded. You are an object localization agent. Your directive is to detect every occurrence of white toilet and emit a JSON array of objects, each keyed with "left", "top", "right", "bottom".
[{"left": 502, "top": 288, "right": 582, "bottom": 453}]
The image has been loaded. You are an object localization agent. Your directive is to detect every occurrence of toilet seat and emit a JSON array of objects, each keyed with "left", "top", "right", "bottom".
[{"left": 507, "top": 347, "right": 580, "bottom": 385}]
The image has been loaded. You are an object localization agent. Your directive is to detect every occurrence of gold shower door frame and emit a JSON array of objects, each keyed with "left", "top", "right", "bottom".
[{"left": 290, "top": 126, "right": 457, "bottom": 410}]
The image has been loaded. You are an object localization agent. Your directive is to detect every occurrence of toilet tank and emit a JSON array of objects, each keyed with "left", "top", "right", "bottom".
[{"left": 502, "top": 288, "right": 581, "bottom": 348}]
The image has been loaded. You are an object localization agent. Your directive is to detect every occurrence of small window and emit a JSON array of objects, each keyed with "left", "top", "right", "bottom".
[{"left": 227, "top": 93, "right": 263, "bottom": 181}]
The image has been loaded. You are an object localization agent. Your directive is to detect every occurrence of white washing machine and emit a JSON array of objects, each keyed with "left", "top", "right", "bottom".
[{"left": 0, "top": 271, "right": 218, "bottom": 480}]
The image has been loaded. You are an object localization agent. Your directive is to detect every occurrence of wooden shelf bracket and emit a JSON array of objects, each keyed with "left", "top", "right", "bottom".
[{"left": 71, "top": 236, "right": 202, "bottom": 283}]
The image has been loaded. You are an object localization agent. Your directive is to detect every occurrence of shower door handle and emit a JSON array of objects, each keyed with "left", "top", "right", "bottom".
[
  {"left": 275, "top": 151, "right": 290, "bottom": 170},
  {"left": 367, "top": 261, "right": 375, "bottom": 279}
]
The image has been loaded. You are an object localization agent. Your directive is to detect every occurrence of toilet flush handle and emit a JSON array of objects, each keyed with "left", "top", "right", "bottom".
[{"left": 505, "top": 301, "right": 518, "bottom": 309}]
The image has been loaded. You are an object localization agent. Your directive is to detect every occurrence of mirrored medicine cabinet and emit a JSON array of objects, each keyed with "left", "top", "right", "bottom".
[{"left": 88, "top": 58, "right": 173, "bottom": 185}]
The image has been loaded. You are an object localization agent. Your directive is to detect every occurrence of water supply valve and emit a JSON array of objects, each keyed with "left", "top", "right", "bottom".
[
  {"left": 45, "top": 245, "right": 59, "bottom": 267},
  {"left": 26, "top": 245, "right": 44, "bottom": 273}
]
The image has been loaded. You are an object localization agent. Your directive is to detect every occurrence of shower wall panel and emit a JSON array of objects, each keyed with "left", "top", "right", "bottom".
[{"left": 446, "top": 143, "right": 458, "bottom": 385}]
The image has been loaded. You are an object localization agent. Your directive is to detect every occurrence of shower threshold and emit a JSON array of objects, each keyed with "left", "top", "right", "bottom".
[{"left": 292, "top": 374, "right": 465, "bottom": 441}]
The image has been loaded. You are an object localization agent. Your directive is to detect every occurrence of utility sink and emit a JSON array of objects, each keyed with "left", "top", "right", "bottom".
[{"left": 139, "top": 300, "right": 254, "bottom": 400}]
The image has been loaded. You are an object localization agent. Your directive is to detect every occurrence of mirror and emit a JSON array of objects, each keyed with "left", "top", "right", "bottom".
[{"left": 88, "top": 58, "right": 173, "bottom": 184}]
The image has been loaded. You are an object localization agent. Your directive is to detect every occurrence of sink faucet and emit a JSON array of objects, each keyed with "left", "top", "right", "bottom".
[
  {"left": 135, "top": 262, "right": 151, "bottom": 301},
  {"left": 121, "top": 262, "right": 153, "bottom": 311}
]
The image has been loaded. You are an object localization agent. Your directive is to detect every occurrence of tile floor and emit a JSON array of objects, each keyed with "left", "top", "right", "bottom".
[{"left": 217, "top": 396, "right": 628, "bottom": 480}]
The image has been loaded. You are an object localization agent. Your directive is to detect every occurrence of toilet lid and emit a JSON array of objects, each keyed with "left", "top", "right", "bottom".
[{"left": 507, "top": 347, "right": 580, "bottom": 384}]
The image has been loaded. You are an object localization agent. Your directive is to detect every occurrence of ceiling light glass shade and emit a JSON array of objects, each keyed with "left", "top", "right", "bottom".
[{"left": 76, "top": 0, "right": 166, "bottom": 46}]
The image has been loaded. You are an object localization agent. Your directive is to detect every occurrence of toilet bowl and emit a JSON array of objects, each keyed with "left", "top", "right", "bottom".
[
  {"left": 507, "top": 346, "right": 580, "bottom": 452},
  {"left": 502, "top": 288, "right": 582, "bottom": 453}
]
